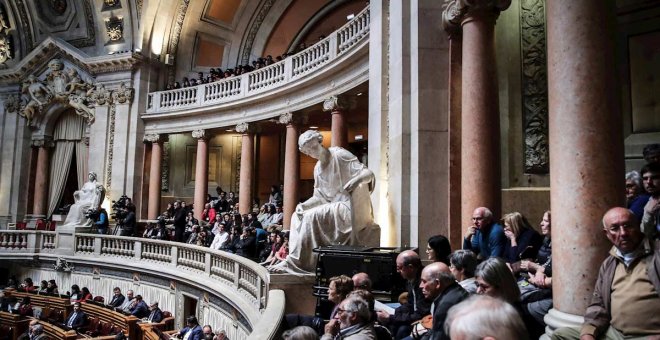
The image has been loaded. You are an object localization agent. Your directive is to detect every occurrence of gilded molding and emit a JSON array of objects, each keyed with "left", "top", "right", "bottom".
[
  {"left": 520, "top": 0, "right": 548, "bottom": 173},
  {"left": 105, "top": 16, "right": 124, "bottom": 43}
]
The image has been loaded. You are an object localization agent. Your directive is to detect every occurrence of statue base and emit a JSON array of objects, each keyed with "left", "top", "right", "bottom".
[
  {"left": 269, "top": 273, "right": 318, "bottom": 315},
  {"left": 541, "top": 308, "right": 585, "bottom": 339}
]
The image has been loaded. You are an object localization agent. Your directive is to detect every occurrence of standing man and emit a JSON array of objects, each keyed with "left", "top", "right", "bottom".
[
  {"left": 376, "top": 250, "right": 431, "bottom": 339},
  {"left": 121, "top": 203, "right": 136, "bottom": 237},
  {"left": 173, "top": 200, "right": 187, "bottom": 242},
  {"left": 552, "top": 207, "right": 660, "bottom": 340},
  {"left": 463, "top": 207, "right": 506, "bottom": 259},
  {"left": 641, "top": 162, "right": 660, "bottom": 239},
  {"left": 95, "top": 207, "right": 109, "bottom": 234},
  {"left": 419, "top": 262, "right": 469, "bottom": 340}
]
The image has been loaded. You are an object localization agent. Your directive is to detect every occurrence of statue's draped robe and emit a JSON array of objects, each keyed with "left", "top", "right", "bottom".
[
  {"left": 275, "top": 147, "right": 375, "bottom": 274},
  {"left": 62, "top": 180, "right": 104, "bottom": 227}
]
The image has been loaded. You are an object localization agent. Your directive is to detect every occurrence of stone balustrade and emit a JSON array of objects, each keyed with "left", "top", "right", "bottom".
[
  {"left": 145, "top": 6, "right": 370, "bottom": 116},
  {"left": 0, "top": 230, "right": 284, "bottom": 340}
]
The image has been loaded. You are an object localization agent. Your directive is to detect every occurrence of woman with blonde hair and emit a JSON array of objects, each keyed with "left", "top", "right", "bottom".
[{"left": 501, "top": 212, "right": 543, "bottom": 264}]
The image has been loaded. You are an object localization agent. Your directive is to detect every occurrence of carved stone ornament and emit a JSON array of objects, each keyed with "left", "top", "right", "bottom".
[
  {"left": 105, "top": 16, "right": 124, "bottom": 42},
  {"left": 111, "top": 82, "right": 134, "bottom": 104},
  {"left": 143, "top": 133, "right": 162, "bottom": 143},
  {"left": 322, "top": 95, "right": 348, "bottom": 112},
  {"left": 443, "top": 0, "right": 511, "bottom": 32},
  {"left": 442, "top": 0, "right": 467, "bottom": 35},
  {"left": 3, "top": 94, "right": 19, "bottom": 113},
  {"left": 53, "top": 257, "right": 74, "bottom": 272},
  {"left": 19, "top": 58, "right": 96, "bottom": 127},
  {"left": 192, "top": 129, "right": 206, "bottom": 139},
  {"left": 235, "top": 122, "right": 249, "bottom": 134},
  {"left": 278, "top": 112, "right": 294, "bottom": 125},
  {"left": 87, "top": 84, "right": 112, "bottom": 106},
  {"left": 0, "top": 7, "right": 12, "bottom": 65},
  {"left": 32, "top": 137, "right": 55, "bottom": 148}
]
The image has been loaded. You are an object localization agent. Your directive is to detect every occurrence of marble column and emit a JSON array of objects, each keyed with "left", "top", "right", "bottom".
[
  {"left": 145, "top": 134, "right": 164, "bottom": 219},
  {"left": 544, "top": 0, "right": 624, "bottom": 334},
  {"left": 237, "top": 123, "right": 254, "bottom": 215},
  {"left": 457, "top": 0, "right": 510, "bottom": 229},
  {"left": 323, "top": 95, "right": 349, "bottom": 148},
  {"left": 443, "top": 4, "right": 464, "bottom": 249},
  {"left": 32, "top": 138, "right": 54, "bottom": 217},
  {"left": 279, "top": 113, "right": 300, "bottom": 229},
  {"left": 193, "top": 129, "right": 209, "bottom": 220}
]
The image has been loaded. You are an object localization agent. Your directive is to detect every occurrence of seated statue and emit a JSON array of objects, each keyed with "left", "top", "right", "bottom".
[
  {"left": 62, "top": 172, "right": 105, "bottom": 228},
  {"left": 269, "top": 130, "right": 380, "bottom": 274}
]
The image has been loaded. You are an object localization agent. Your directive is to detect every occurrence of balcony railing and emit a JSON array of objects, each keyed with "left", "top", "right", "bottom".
[
  {"left": 146, "top": 5, "right": 370, "bottom": 114},
  {"left": 0, "top": 230, "right": 284, "bottom": 340}
]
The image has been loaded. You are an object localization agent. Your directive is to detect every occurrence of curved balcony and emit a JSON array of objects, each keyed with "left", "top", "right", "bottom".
[
  {"left": 0, "top": 230, "right": 284, "bottom": 340},
  {"left": 143, "top": 6, "right": 370, "bottom": 134}
]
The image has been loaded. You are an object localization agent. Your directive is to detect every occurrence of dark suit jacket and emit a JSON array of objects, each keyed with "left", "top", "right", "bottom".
[
  {"left": 430, "top": 282, "right": 469, "bottom": 340},
  {"left": 147, "top": 308, "right": 164, "bottom": 323},
  {"left": 66, "top": 310, "right": 87, "bottom": 329},
  {"left": 180, "top": 325, "right": 203, "bottom": 340},
  {"left": 130, "top": 300, "right": 150, "bottom": 318},
  {"left": 109, "top": 294, "right": 125, "bottom": 308}
]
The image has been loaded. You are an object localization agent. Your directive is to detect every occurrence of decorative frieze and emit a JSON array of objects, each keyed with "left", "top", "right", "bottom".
[
  {"left": 111, "top": 82, "right": 133, "bottom": 104},
  {"left": 88, "top": 84, "right": 112, "bottom": 106},
  {"left": 520, "top": 0, "right": 549, "bottom": 173},
  {"left": 0, "top": 6, "right": 12, "bottom": 65}
]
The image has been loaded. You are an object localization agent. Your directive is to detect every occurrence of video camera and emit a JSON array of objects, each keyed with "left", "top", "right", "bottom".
[{"left": 110, "top": 194, "right": 130, "bottom": 221}]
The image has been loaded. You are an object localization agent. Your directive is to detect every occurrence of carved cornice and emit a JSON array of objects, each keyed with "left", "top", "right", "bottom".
[
  {"left": 143, "top": 133, "right": 163, "bottom": 144},
  {"left": 322, "top": 95, "right": 349, "bottom": 113},
  {"left": 192, "top": 129, "right": 207, "bottom": 140},
  {"left": 235, "top": 122, "right": 250, "bottom": 134}
]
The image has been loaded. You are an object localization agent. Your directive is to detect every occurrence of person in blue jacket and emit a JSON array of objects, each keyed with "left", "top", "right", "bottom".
[
  {"left": 463, "top": 207, "right": 506, "bottom": 260},
  {"left": 175, "top": 315, "right": 203, "bottom": 340}
]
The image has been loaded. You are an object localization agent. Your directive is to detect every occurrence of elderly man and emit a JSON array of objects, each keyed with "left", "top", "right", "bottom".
[
  {"left": 352, "top": 272, "right": 372, "bottom": 291},
  {"left": 419, "top": 262, "right": 469, "bottom": 340},
  {"left": 146, "top": 302, "right": 163, "bottom": 323},
  {"left": 202, "top": 325, "right": 213, "bottom": 340},
  {"left": 552, "top": 207, "right": 660, "bottom": 340},
  {"left": 376, "top": 250, "right": 431, "bottom": 339},
  {"left": 322, "top": 295, "right": 376, "bottom": 340},
  {"left": 17, "top": 319, "right": 39, "bottom": 340},
  {"left": 641, "top": 162, "right": 660, "bottom": 239},
  {"left": 445, "top": 295, "right": 528, "bottom": 340},
  {"left": 462, "top": 207, "right": 506, "bottom": 259}
]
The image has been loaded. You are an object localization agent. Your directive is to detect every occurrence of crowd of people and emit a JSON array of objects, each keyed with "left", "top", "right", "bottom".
[{"left": 166, "top": 54, "right": 288, "bottom": 90}]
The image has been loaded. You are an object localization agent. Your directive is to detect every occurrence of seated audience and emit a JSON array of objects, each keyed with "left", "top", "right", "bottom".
[
  {"left": 119, "top": 290, "right": 135, "bottom": 313},
  {"left": 31, "top": 324, "right": 46, "bottom": 340},
  {"left": 79, "top": 287, "right": 93, "bottom": 302},
  {"left": 130, "top": 295, "right": 150, "bottom": 318},
  {"left": 283, "top": 326, "right": 318, "bottom": 340},
  {"left": 376, "top": 250, "right": 431, "bottom": 339},
  {"left": 351, "top": 272, "right": 372, "bottom": 291},
  {"left": 626, "top": 170, "right": 650, "bottom": 221},
  {"left": 463, "top": 207, "right": 506, "bottom": 259},
  {"left": 37, "top": 280, "right": 49, "bottom": 294},
  {"left": 187, "top": 225, "right": 200, "bottom": 244},
  {"left": 419, "top": 262, "right": 469, "bottom": 340},
  {"left": 260, "top": 231, "right": 282, "bottom": 265},
  {"left": 448, "top": 250, "right": 478, "bottom": 294},
  {"left": 321, "top": 295, "right": 376, "bottom": 340},
  {"left": 210, "top": 224, "right": 230, "bottom": 250},
  {"left": 20, "top": 278, "right": 36, "bottom": 292},
  {"left": 426, "top": 235, "right": 451, "bottom": 265},
  {"left": 234, "top": 227, "right": 256, "bottom": 258},
  {"left": 17, "top": 296, "right": 33, "bottom": 317},
  {"left": 552, "top": 207, "right": 660, "bottom": 340},
  {"left": 174, "top": 315, "right": 203, "bottom": 339},
  {"left": 46, "top": 280, "right": 59, "bottom": 294},
  {"left": 202, "top": 324, "right": 214, "bottom": 340},
  {"left": 268, "top": 185, "right": 283, "bottom": 206},
  {"left": 474, "top": 257, "right": 521, "bottom": 308},
  {"left": 146, "top": 302, "right": 163, "bottom": 323},
  {"left": 17, "top": 319, "right": 39, "bottom": 340},
  {"left": 273, "top": 232, "right": 289, "bottom": 265},
  {"left": 501, "top": 212, "right": 543, "bottom": 264},
  {"left": 69, "top": 284, "right": 83, "bottom": 303},
  {"left": 445, "top": 295, "right": 529, "bottom": 340},
  {"left": 108, "top": 287, "right": 126, "bottom": 307},
  {"left": 64, "top": 302, "right": 87, "bottom": 330}
]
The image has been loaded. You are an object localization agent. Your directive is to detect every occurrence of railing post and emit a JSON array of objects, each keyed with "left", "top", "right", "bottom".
[
  {"left": 134, "top": 241, "right": 142, "bottom": 260},
  {"left": 284, "top": 57, "right": 293, "bottom": 82},
  {"left": 205, "top": 252, "right": 211, "bottom": 275},
  {"left": 234, "top": 262, "right": 240, "bottom": 288},
  {"left": 196, "top": 86, "right": 205, "bottom": 106},
  {"left": 256, "top": 276, "right": 263, "bottom": 308},
  {"left": 329, "top": 35, "right": 338, "bottom": 59},
  {"left": 171, "top": 246, "right": 178, "bottom": 266},
  {"left": 94, "top": 237, "right": 102, "bottom": 255},
  {"left": 240, "top": 74, "right": 249, "bottom": 97},
  {"left": 28, "top": 232, "right": 39, "bottom": 253}
]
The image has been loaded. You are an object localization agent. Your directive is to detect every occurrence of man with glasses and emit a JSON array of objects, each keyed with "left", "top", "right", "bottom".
[
  {"left": 462, "top": 207, "right": 506, "bottom": 260},
  {"left": 322, "top": 295, "right": 376, "bottom": 340},
  {"left": 552, "top": 207, "right": 660, "bottom": 340},
  {"left": 376, "top": 250, "right": 431, "bottom": 339}
]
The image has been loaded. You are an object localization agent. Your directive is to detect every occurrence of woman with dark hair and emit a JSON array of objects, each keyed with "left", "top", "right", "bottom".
[
  {"left": 79, "top": 287, "right": 93, "bottom": 302},
  {"left": 69, "top": 285, "right": 82, "bottom": 302},
  {"left": 501, "top": 212, "right": 543, "bottom": 264},
  {"left": 260, "top": 230, "right": 282, "bottom": 265},
  {"left": 221, "top": 226, "right": 242, "bottom": 253},
  {"left": 37, "top": 280, "right": 49, "bottom": 294},
  {"left": 426, "top": 235, "right": 451, "bottom": 265},
  {"left": 475, "top": 257, "right": 520, "bottom": 306},
  {"left": 46, "top": 280, "right": 59, "bottom": 294},
  {"left": 17, "top": 296, "right": 33, "bottom": 316},
  {"left": 268, "top": 185, "right": 283, "bottom": 206}
]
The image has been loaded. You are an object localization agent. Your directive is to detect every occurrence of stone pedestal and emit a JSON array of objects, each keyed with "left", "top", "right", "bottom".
[
  {"left": 545, "top": 0, "right": 623, "bottom": 335},
  {"left": 192, "top": 130, "right": 209, "bottom": 220},
  {"left": 269, "top": 273, "right": 318, "bottom": 315}
]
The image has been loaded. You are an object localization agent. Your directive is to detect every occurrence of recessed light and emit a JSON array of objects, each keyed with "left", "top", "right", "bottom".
[
  {"left": 347, "top": 14, "right": 355, "bottom": 20},
  {"left": 226, "top": 129, "right": 233, "bottom": 132},
  {"left": 309, "top": 126, "right": 319, "bottom": 129},
  {"left": 356, "top": 92, "right": 363, "bottom": 96}
]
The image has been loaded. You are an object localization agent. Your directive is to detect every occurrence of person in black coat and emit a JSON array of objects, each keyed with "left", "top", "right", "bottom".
[
  {"left": 173, "top": 201, "right": 187, "bottom": 242},
  {"left": 419, "top": 262, "right": 469, "bottom": 340},
  {"left": 108, "top": 287, "right": 125, "bottom": 308},
  {"left": 234, "top": 227, "right": 256, "bottom": 259},
  {"left": 130, "top": 295, "right": 150, "bottom": 319},
  {"left": 121, "top": 204, "right": 137, "bottom": 237}
]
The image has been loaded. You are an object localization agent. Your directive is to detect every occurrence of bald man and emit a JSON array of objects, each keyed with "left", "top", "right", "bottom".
[
  {"left": 552, "top": 207, "right": 660, "bottom": 340},
  {"left": 352, "top": 272, "right": 372, "bottom": 291},
  {"left": 377, "top": 250, "right": 431, "bottom": 339},
  {"left": 420, "top": 262, "right": 468, "bottom": 340},
  {"left": 463, "top": 207, "right": 505, "bottom": 259}
]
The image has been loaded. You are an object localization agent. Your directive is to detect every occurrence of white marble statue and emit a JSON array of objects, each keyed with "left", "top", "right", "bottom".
[
  {"left": 269, "top": 130, "right": 380, "bottom": 274},
  {"left": 62, "top": 172, "right": 105, "bottom": 228}
]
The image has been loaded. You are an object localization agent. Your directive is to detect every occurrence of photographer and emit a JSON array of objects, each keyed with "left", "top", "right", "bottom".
[
  {"left": 95, "top": 207, "right": 109, "bottom": 234},
  {"left": 120, "top": 203, "right": 136, "bottom": 237}
]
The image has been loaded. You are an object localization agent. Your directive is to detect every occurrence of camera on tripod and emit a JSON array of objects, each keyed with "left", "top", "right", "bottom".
[{"left": 110, "top": 195, "right": 130, "bottom": 221}]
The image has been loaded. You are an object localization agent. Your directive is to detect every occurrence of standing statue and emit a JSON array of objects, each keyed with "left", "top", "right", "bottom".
[
  {"left": 46, "top": 59, "right": 69, "bottom": 97},
  {"left": 269, "top": 130, "right": 380, "bottom": 274},
  {"left": 62, "top": 172, "right": 106, "bottom": 228},
  {"left": 20, "top": 75, "right": 51, "bottom": 127}
]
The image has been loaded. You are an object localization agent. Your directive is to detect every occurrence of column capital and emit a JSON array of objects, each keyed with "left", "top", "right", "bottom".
[
  {"left": 322, "top": 95, "right": 350, "bottom": 113},
  {"left": 442, "top": 0, "right": 511, "bottom": 33},
  {"left": 143, "top": 133, "right": 165, "bottom": 144},
  {"left": 235, "top": 122, "right": 252, "bottom": 134},
  {"left": 277, "top": 112, "right": 300, "bottom": 126},
  {"left": 31, "top": 137, "right": 54, "bottom": 148},
  {"left": 192, "top": 129, "right": 209, "bottom": 140}
]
